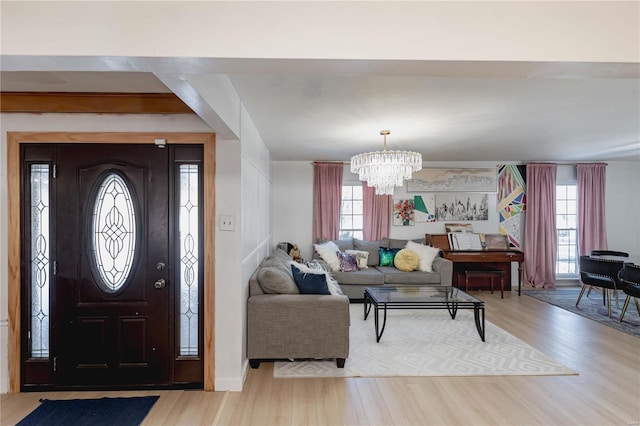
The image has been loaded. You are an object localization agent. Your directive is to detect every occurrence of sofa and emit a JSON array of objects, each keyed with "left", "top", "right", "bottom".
[
  {"left": 247, "top": 249, "right": 350, "bottom": 369},
  {"left": 315, "top": 237, "right": 454, "bottom": 300}
]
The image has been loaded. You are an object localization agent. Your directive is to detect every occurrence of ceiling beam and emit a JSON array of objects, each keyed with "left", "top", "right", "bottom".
[{"left": 0, "top": 92, "right": 194, "bottom": 114}]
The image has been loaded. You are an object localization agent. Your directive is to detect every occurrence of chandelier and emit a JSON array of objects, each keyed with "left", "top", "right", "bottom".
[{"left": 350, "top": 130, "right": 422, "bottom": 195}]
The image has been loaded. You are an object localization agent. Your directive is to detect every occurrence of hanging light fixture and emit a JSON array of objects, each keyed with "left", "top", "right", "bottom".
[{"left": 350, "top": 130, "right": 422, "bottom": 195}]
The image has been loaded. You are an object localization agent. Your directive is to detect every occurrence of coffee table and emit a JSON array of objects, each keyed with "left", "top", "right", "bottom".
[{"left": 363, "top": 286, "right": 485, "bottom": 342}]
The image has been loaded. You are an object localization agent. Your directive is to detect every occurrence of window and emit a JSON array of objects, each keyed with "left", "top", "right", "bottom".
[
  {"left": 339, "top": 184, "right": 363, "bottom": 239},
  {"left": 556, "top": 184, "right": 578, "bottom": 277}
]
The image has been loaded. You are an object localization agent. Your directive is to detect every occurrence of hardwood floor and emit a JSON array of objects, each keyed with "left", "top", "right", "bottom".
[{"left": 2, "top": 291, "right": 639, "bottom": 425}]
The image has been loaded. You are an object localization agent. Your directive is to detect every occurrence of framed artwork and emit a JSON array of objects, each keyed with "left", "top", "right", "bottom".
[
  {"left": 414, "top": 195, "right": 436, "bottom": 222},
  {"left": 393, "top": 199, "right": 415, "bottom": 226},
  {"left": 407, "top": 168, "right": 498, "bottom": 193},
  {"left": 435, "top": 193, "right": 489, "bottom": 221}
]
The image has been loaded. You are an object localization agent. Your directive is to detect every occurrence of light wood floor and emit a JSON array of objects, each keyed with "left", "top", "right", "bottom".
[{"left": 2, "top": 290, "right": 639, "bottom": 425}]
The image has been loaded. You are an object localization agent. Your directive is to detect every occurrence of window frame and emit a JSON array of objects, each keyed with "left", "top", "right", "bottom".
[
  {"left": 339, "top": 182, "right": 364, "bottom": 240},
  {"left": 555, "top": 183, "right": 579, "bottom": 279}
]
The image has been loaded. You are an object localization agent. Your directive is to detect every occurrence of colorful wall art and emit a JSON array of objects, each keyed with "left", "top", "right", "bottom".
[
  {"left": 393, "top": 199, "right": 415, "bottom": 226},
  {"left": 435, "top": 193, "right": 489, "bottom": 221},
  {"left": 413, "top": 195, "right": 436, "bottom": 222},
  {"left": 497, "top": 165, "right": 527, "bottom": 248}
]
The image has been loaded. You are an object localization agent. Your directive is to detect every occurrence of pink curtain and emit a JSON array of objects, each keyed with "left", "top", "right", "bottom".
[
  {"left": 524, "top": 163, "right": 557, "bottom": 289},
  {"left": 312, "top": 162, "right": 343, "bottom": 243},
  {"left": 577, "top": 163, "right": 608, "bottom": 255},
  {"left": 362, "top": 183, "right": 391, "bottom": 240}
]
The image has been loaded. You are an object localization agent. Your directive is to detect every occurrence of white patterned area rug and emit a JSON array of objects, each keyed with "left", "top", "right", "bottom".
[{"left": 274, "top": 305, "right": 576, "bottom": 378}]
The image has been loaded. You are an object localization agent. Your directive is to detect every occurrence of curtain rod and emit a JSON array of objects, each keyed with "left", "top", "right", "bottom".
[{"left": 308, "top": 161, "right": 609, "bottom": 166}]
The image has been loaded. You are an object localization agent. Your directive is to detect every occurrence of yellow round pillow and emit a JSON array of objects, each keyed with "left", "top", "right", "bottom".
[{"left": 393, "top": 248, "right": 420, "bottom": 272}]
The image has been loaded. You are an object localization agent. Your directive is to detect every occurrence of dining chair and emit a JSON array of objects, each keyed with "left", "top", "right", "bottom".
[
  {"left": 577, "top": 255, "right": 626, "bottom": 317},
  {"left": 590, "top": 250, "right": 630, "bottom": 258},
  {"left": 618, "top": 263, "right": 640, "bottom": 322},
  {"left": 586, "top": 250, "right": 630, "bottom": 302}
]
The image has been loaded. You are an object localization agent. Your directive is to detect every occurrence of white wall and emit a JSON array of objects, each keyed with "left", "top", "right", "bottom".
[
  {"left": 2, "top": 2, "right": 638, "bottom": 63},
  {"left": 606, "top": 161, "right": 640, "bottom": 259}
]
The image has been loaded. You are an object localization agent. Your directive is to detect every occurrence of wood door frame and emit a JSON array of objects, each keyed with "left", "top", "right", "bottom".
[{"left": 7, "top": 132, "right": 216, "bottom": 392}]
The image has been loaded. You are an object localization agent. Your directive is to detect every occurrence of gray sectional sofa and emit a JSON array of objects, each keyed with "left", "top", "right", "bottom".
[
  {"left": 247, "top": 249, "right": 350, "bottom": 369},
  {"left": 316, "top": 237, "right": 454, "bottom": 299}
]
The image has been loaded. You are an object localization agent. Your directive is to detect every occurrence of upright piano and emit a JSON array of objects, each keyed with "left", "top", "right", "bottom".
[{"left": 426, "top": 233, "right": 525, "bottom": 296}]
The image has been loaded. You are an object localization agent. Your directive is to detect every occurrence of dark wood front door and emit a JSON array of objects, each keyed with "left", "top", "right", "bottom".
[{"left": 56, "top": 144, "right": 170, "bottom": 387}]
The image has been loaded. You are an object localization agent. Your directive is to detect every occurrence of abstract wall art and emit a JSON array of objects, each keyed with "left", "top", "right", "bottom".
[{"left": 497, "top": 165, "right": 527, "bottom": 248}]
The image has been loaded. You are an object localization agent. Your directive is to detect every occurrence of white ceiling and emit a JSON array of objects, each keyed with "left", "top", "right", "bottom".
[{"left": 2, "top": 61, "right": 639, "bottom": 162}]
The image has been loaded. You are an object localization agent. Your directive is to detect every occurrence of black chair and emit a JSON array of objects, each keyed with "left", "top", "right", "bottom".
[
  {"left": 577, "top": 255, "right": 626, "bottom": 317},
  {"left": 618, "top": 263, "right": 640, "bottom": 322},
  {"left": 590, "top": 250, "right": 629, "bottom": 258},
  {"left": 587, "top": 251, "right": 629, "bottom": 301}
]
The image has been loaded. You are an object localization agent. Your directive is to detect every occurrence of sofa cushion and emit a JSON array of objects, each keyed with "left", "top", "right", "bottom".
[
  {"left": 354, "top": 238, "right": 389, "bottom": 266},
  {"left": 318, "top": 238, "right": 355, "bottom": 252},
  {"left": 291, "top": 264, "right": 331, "bottom": 294},
  {"left": 331, "top": 268, "right": 385, "bottom": 285},
  {"left": 314, "top": 240, "right": 341, "bottom": 271},
  {"left": 406, "top": 241, "right": 441, "bottom": 272},
  {"left": 337, "top": 251, "right": 359, "bottom": 272},
  {"left": 379, "top": 247, "right": 401, "bottom": 267},
  {"left": 257, "top": 266, "right": 299, "bottom": 294},
  {"left": 345, "top": 249, "right": 369, "bottom": 269},
  {"left": 375, "top": 266, "right": 442, "bottom": 284},
  {"left": 394, "top": 248, "right": 420, "bottom": 272},
  {"left": 388, "top": 238, "right": 426, "bottom": 249}
]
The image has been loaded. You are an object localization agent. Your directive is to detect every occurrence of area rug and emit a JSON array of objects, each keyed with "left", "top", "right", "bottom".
[
  {"left": 273, "top": 305, "right": 575, "bottom": 378},
  {"left": 16, "top": 396, "right": 159, "bottom": 426},
  {"left": 525, "top": 287, "right": 640, "bottom": 338}
]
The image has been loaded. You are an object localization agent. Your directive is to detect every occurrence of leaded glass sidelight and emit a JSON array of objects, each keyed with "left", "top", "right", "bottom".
[
  {"left": 92, "top": 172, "right": 137, "bottom": 293},
  {"left": 30, "top": 164, "right": 50, "bottom": 358},
  {"left": 179, "top": 164, "right": 199, "bottom": 356}
]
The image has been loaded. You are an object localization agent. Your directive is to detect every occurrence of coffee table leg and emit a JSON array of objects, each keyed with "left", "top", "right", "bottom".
[
  {"left": 374, "top": 303, "right": 388, "bottom": 342},
  {"left": 474, "top": 305, "right": 485, "bottom": 342},
  {"left": 364, "top": 293, "right": 372, "bottom": 320},
  {"left": 447, "top": 302, "right": 458, "bottom": 319}
]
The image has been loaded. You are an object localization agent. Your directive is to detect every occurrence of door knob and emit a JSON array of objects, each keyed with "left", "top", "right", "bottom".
[{"left": 154, "top": 278, "right": 166, "bottom": 289}]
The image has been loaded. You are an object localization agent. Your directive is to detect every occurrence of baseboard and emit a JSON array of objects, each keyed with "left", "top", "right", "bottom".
[{"left": 214, "top": 359, "right": 248, "bottom": 391}]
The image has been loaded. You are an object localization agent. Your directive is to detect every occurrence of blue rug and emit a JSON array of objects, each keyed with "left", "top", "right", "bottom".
[
  {"left": 525, "top": 287, "right": 640, "bottom": 338},
  {"left": 17, "top": 396, "right": 159, "bottom": 426}
]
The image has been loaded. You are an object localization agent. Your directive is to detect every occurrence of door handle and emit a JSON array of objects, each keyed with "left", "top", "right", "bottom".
[{"left": 154, "top": 278, "right": 166, "bottom": 289}]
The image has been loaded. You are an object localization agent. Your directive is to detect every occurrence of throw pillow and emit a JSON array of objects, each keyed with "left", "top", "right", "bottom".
[
  {"left": 378, "top": 247, "right": 401, "bottom": 267},
  {"left": 354, "top": 238, "right": 389, "bottom": 266},
  {"left": 337, "top": 251, "right": 359, "bottom": 272},
  {"left": 291, "top": 261, "right": 342, "bottom": 295},
  {"left": 313, "top": 240, "right": 341, "bottom": 271},
  {"left": 345, "top": 249, "right": 369, "bottom": 269},
  {"left": 394, "top": 248, "right": 420, "bottom": 272},
  {"left": 256, "top": 266, "right": 299, "bottom": 294},
  {"left": 291, "top": 264, "right": 331, "bottom": 294},
  {"left": 405, "top": 240, "right": 441, "bottom": 272}
]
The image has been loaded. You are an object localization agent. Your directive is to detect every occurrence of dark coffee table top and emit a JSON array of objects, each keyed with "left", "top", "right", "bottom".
[{"left": 364, "top": 286, "right": 483, "bottom": 306}]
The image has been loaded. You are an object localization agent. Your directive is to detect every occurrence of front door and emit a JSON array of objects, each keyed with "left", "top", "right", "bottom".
[
  {"left": 21, "top": 143, "right": 205, "bottom": 390},
  {"left": 54, "top": 144, "right": 170, "bottom": 386}
]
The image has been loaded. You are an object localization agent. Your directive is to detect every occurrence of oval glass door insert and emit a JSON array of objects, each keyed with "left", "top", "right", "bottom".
[{"left": 92, "top": 172, "right": 137, "bottom": 293}]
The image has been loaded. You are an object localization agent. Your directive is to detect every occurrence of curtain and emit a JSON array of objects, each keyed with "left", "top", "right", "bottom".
[
  {"left": 524, "top": 163, "right": 557, "bottom": 289},
  {"left": 312, "top": 162, "right": 343, "bottom": 243},
  {"left": 362, "top": 183, "right": 391, "bottom": 240},
  {"left": 577, "top": 163, "right": 608, "bottom": 255}
]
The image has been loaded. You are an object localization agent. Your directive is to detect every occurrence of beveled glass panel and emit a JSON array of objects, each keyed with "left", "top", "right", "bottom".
[
  {"left": 92, "top": 173, "right": 137, "bottom": 293},
  {"left": 179, "top": 165, "right": 199, "bottom": 356},
  {"left": 30, "top": 164, "right": 50, "bottom": 358}
]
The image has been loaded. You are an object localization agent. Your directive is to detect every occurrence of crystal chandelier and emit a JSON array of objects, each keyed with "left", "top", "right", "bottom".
[{"left": 350, "top": 130, "right": 422, "bottom": 195}]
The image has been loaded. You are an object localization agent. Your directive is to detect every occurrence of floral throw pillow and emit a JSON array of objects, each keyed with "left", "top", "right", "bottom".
[
  {"left": 337, "top": 251, "right": 359, "bottom": 272},
  {"left": 378, "top": 247, "right": 401, "bottom": 267}
]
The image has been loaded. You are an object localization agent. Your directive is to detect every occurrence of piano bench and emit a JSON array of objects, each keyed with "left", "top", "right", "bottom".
[{"left": 464, "top": 269, "right": 506, "bottom": 299}]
